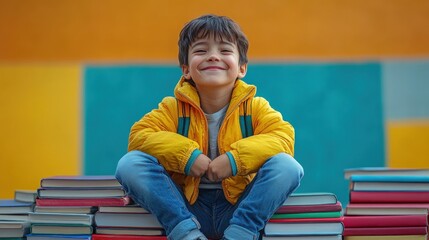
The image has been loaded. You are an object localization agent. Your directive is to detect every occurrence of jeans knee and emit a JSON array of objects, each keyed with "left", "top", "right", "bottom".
[
  {"left": 267, "top": 153, "right": 304, "bottom": 189},
  {"left": 115, "top": 150, "right": 157, "bottom": 185}
]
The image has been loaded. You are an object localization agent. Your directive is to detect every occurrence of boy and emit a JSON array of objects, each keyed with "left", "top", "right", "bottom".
[{"left": 116, "top": 14, "right": 304, "bottom": 240}]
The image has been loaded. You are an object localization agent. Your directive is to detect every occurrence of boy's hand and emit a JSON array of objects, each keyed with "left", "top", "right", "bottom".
[
  {"left": 207, "top": 154, "right": 232, "bottom": 182},
  {"left": 189, "top": 154, "right": 211, "bottom": 177}
]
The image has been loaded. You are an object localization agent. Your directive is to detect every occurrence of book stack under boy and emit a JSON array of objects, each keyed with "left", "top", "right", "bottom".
[
  {"left": 343, "top": 167, "right": 429, "bottom": 240},
  {"left": 26, "top": 175, "right": 130, "bottom": 240},
  {"left": 0, "top": 190, "right": 36, "bottom": 239},
  {"left": 92, "top": 204, "right": 166, "bottom": 240},
  {"left": 262, "top": 192, "right": 344, "bottom": 240}
]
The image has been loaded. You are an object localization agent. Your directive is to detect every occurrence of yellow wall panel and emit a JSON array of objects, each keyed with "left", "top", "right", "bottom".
[
  {"left": 387, "top": 121, "right": 429, "bottom": 168},
  {"left": 0, "top": 65, "right": 81, "bottom": 199},
  {"left": 1, "top": 0, "right": 429, "bottom": 62}
]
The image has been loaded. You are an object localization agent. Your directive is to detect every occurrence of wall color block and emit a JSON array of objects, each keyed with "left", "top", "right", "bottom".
[
  {"left": 83, "top": 65, "right": 182, "bottom": 175},
  {"left": 0, "top": 65, "right": 81, "bottom": 198},
  {"left": 387, "top": 121, "right": 429, "bottom": 168},
  {"left": 1, "top": 0, "right": 429, "bottom": 61}
]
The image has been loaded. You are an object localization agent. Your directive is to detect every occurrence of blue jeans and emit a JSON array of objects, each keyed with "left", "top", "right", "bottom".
[{"left": 116, "top": 151, "right": 303, "bottom": 240}]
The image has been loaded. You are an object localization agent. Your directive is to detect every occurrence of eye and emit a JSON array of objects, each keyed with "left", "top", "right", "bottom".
[
  {"left": 221, "top": 49, "right": 233, "bottom": 54},
  {"left": 193, "top": 49, "right": 206, "bottom": 54}
]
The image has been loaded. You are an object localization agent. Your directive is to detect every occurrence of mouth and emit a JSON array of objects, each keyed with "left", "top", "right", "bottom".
[{"left": 201, "top": 66, "right": 226, "bottom": 70}]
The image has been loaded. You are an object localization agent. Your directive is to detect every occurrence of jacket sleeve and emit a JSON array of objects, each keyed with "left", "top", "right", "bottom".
[
  {"left": 229, "top": 97, "right": 295, "bottom": 175},
  {"left": 127, "top": 97, "right": 201, "bottom": 174}
]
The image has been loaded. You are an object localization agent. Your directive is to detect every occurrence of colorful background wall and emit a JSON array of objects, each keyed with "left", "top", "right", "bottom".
[{"left": 1, "top": 0, "right": 428, "bottom": 205}]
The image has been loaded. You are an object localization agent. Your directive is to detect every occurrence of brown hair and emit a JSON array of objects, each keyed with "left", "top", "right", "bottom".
[{"left": 178, "top": 14, "right": 249, "bottom": 67}]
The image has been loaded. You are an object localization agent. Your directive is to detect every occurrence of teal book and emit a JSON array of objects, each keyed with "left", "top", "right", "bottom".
[
  {"left": 351, "top": 175, "right": 429, "bottom": 182},
  {"left": 344, "top": 167, "right": 429, "bottom": 180},
  {"left": 26, "top": 234, "right": 91, "bottom": 240},
  {"left": 351, "top": 175, "right": 429, "bottom": 191},
  {"left": 271, "top": 211, "right": 342, "bottom": 219}
]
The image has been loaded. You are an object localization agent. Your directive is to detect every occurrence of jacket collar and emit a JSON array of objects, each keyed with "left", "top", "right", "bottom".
[{"left": 174, "top": 76, "right": 256, "bottom": 109}]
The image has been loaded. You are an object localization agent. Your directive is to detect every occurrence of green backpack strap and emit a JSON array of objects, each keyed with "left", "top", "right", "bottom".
[
  {"left": 239, "top": 99, "right": 253, "bottom": 138},
  {"left": 177, "top": 99, "right": 190, "bottom": 137}
]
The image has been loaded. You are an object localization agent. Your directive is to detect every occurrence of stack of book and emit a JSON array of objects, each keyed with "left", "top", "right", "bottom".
[
  {"left": 343, "top": 168, "right": 429, "bottom": 240},
  {"left": 26, "top": 175, "right": 131, "bottom": 240},
  {"left": 92, "top": 204, "right": 166, "bottom": 240},
  {"left": 0, "top": 190, "right": 36, "bottom": 239},
  {"left": 262, "top": 192, "right": 344, "bottom": 240}
]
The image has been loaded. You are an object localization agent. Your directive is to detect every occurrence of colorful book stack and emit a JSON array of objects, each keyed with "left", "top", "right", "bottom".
[
  {"left": 92, "top": 204, "right": 166, "bottom": 240},
  {"left": 343, "top": 168, "right": 429, "bottom": 240},
  {"left": 262, "top": 192, "right": 344, "bottom": 240},
  {"left": 0, "top": 190, "right": 36, "bottom": 239},
  {"left": 26, "top": 175, "right": 130, "bottom": 240}
]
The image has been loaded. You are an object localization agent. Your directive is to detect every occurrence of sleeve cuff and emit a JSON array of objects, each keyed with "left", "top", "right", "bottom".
[
  {"left": 226, "top": 151, "right": 238, "bottom": 176},
  {"left": 184, "top": 149, "right": 203, "bottom": 175}
]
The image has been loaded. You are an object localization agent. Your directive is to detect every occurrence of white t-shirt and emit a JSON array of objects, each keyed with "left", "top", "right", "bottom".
[{"left": 199, "top": 104, "right": 229, "bottom": 189}]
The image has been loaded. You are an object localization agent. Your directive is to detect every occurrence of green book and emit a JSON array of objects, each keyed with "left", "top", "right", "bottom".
[{"left": 271, "top": 211, "right": 342, "bottom": 219}]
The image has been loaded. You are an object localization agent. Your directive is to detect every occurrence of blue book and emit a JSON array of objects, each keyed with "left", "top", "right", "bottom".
[
  {"left": 26, "top": 234, "right": 91, "bottom": 240},
  {"left": 0, "top": 200, "right": 34, "bottom": 214},
  {"left": 351, "top": 175, "right": 429, "bottom": 182}
]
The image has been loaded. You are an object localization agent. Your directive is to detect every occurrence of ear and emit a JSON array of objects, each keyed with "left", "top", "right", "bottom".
[
  {"left": 237, "top": 64, "right": 248, "bottom": 79},
  {"left": 181, "top": 65, "right": 191, "bottom": 79}
]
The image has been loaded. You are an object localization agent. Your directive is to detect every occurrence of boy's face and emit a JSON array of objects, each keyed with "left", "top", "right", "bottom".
[{"left": 182, "top": 35, "right": 247, "bottom": 89}]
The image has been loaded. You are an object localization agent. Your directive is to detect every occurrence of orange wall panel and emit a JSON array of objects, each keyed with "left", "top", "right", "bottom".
[
  {"left": 0, "top": 65, "right": 81, "bottom": 198},
  {"left": 1, "top": 0, "right": 429, "bottom": 62}
]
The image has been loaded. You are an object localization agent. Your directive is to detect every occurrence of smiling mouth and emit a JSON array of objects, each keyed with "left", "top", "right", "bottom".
[{"left": 202, "top": 66, "right": 226, "bottom": 70}]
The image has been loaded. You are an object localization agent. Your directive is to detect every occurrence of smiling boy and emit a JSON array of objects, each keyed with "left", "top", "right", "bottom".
[{"left": 116, "top": 14, "right": 304, "bottom": 240}]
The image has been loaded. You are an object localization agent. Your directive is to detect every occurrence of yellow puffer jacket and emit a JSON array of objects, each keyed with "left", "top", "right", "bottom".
[{"left": 128, "top": 77, "right": 295, "bottom": 205}]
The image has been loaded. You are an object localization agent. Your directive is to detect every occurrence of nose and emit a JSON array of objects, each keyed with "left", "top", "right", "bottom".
[{"left": 207, "top": 50, "right": 220, "bottom": 62}]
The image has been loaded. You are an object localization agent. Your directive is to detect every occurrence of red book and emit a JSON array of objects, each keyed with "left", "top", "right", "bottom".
[
  {"left": 343, "top": 226, "right": 428, "bottom": 236},
  {"left": 350, "top": 191, "right": 429, "bottom": 203},
  {"left": 36, "top": 196, "right": 130, "bottom": 206},
  {"left": 276, "top": 201, "right": 342, "bottom": 213},
  {"left": 343, "top": 215, "right": 428, "bottom": 228},
  {"left": 92, "top": 234, "right": 167, "bottom": 240},
  {"left": 269, "top": 217, "right": 343, "bottom": 223}
]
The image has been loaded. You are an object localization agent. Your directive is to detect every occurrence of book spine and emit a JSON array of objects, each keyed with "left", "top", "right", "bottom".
[
  {"left": 343, "top": 215, "right": 428, "bottom": 227},
  {"left": 343, "top": 226, "right": 428, "bottom": 236},
  {"left": 36, "top": 197, "right": 130, "bottom": 207},
  {"left": 271, "top": 211, "right": 342, "bottom": 219},
  {"left": 276, "top": 201, "right": 342, "bottom": 213},
  {"left": 350, "top": 191, "right": 429, "bottom": 203}
]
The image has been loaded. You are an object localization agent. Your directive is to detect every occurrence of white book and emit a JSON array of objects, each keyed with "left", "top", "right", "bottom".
[
  {"left": 0, "top": 221, "right": 30, "bottom": 238},
  {"left": 98, "top": 204, "right": 149, "bottom": 213},
  {"left": 14, "top": 190, "right": 37, "bottom": 203},
  {"left": 37, "top": 188, "right": 126, "bottom": 198},
  {"left": 282, "top": 193, "right": 337, "bottom": 206},
  {"left": 263, "top": 235, "right": 342, "bottom": 240},
  {"left": 29, "top": 212, "right": 93, "bottom": 225},
  {"left": 95, "top": 212, "right": 162, "bottom": 228},
  {"left": 264, "top": 222, "right": 344, "bottom": 236},
  {"left": 34, "top": 205, "right": 96, "bottom": 214},
  {"left": 95, "top": 226, "right": 164, "bottom": 235}
]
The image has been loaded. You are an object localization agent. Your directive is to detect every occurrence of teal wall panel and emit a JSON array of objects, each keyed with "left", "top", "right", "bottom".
[
  {"left": 83, "top": 65, "right": 182, "bottom": 175},
  {"left": 84, "top": 63, "right": 384, "bottom": 205},
  {"left": 246, "top": 63, "right": 384, "bottom": 204}
]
